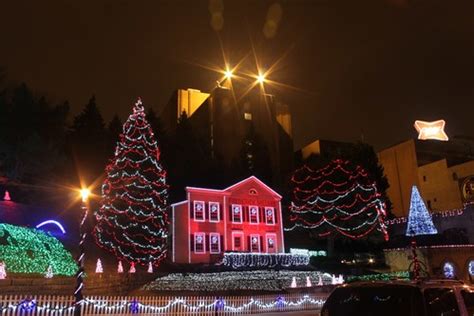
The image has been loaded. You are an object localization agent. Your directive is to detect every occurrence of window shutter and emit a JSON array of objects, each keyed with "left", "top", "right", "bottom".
[
  {"left": 243, "top": 206, "right": 248, "bottom": 222},
  {"left": 260, "top": 207, "right": 264, "bottom": 224},
  {"left": 274, "top": 208, "right": 278, "bottom": 223},
  {"left": 205, "top": 234, "right": 209, "bottom": 252},
  {"left": 220, "top": 204, "right": 223, "bottom": 221},
  {"left": 220, "top": 235, "right": 224, "bottom": 252},
  {"left": 190, "top": 204, "right": 194, "bottom": 219},
  {"left": 229, "top": 205, "right": 233, "bottom": 222},
  {"left": 260, "top": 236, "right": 263, "bottom": 252},
  {"left": 247, "top": 236, "right": 251, "bottom": 251},
  {"left": 190, "top": 234, "right": 194, "bottom": 251}
]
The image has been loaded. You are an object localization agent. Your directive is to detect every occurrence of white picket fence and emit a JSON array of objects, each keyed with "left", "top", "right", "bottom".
[{"left": 0, "top": 293, "right": 326, "bottom": 315}]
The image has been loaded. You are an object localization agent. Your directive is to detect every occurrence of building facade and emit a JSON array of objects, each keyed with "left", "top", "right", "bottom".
[
  {"left": 171, "top": 176, "right": 285, "bottom": 264},
  {"left": 378, "top": 138, "right": 474, "bottom": 217},
  {"left": 161, "top": 87, "right": 294, "bottom": 188}
]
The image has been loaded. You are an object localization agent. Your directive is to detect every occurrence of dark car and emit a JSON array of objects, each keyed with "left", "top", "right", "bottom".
[{"left": 321, "top": 279, "right": 474, "bottom": 316}]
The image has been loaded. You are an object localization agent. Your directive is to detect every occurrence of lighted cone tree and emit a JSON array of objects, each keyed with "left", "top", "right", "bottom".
[
  {"left": 288, "top": 159, "right": 388, "bottom": 240},
  {"left": 93, "top": 98, "right": 169, "bottom": 267},
  {"left": 405, "top": 185, "right": 438, "bottom": 236}
]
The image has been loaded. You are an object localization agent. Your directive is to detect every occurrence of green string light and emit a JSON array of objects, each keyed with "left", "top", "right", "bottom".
[{"left": 0, "top": 223, "right": 77, "bottom": 276}]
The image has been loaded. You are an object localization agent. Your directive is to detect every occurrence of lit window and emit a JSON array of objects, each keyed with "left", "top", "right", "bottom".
[
  {"left": 193, "top": 201, "right": 205, "bottom": 221},
  {"left": 265, "top": 207, "right": 275, "bottom": 225},
  {"left": 250, "top": 235, "right": 260, "bottom": 253},
  {"left": 249, "top": 206, "right": 259, "bottom": 224},
  {"left": 232, "top": 204, "right": 243, "bottom": 223},
  {"left": 266, "top": 234, "right": 277, "bottom": 253},
  {"left": 244, "top": 112, "right": 252, "bottom": 120},
  {"left": 209, "top": 202, "right": 220, "bottom": 222},
  {"left": 443, "top": 262, "right": 456, "bottom": 279},
  {"left": 194, "top": 233, "right": 205, "bottom": 253},
  {"left": 209, "top": 233, "right": 220, "bottom": 254}
]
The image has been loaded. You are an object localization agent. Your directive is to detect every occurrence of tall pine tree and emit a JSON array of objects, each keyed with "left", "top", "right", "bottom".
[{"left": 93, "top": 98, "right": 169, "bottom": 266}]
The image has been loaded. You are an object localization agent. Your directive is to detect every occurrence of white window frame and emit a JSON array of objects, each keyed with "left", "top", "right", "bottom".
[
  {"left": 194, "top": 232, "right": 206, "bottom": 254},
  {"left": 265, "top": 233, "right": 277, "bottom": 253},
  {"left": 265, "top": 207, "right": 276, "bottom": 225},
  {"left": 250, "top": 234, "right": 261, "bottom": 253},
  {"left": 248, "top": 205, "right": 259, "bottom": 224},
  {"left": 208, "top": 202, "right": 220, "bottom": 223},
  {"left": 232, "top": 231, "right": 244, "bottom": 251},
  {"left": 231, "top": 204, "right": 243, "bottom": 224},
  {"left": 193, "top": 201, "right": 205, "bottom": 222},
  {"left": 209, "top": 233, "right": 221, "bottom": 254}
]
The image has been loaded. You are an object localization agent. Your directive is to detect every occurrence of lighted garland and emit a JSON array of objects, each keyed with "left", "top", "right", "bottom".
[
  {"left": 221, "top": 252, "right": 309, "bottom": 269},
  {"left": 0, "top": 223, "right": 76, "bottom": 276},
  {"left": 94, "top": 98, "right": 169, "bottom": 266},
  {"left": 347, "top": 271, "right": 410, "bottom": 282},
  {"left": 0, "top": 295, "right": 325, "bottom": 314},
  {"left": 143, "top": 270, "right": 334, "bottom": 292},
  {"left": 287, "top": 159, "right": 388, "bottom": 240}
]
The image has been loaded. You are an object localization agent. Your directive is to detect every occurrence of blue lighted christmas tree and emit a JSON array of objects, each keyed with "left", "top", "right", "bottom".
[{"left": 405, "top": 186, "right": 438, "bottom": 236}]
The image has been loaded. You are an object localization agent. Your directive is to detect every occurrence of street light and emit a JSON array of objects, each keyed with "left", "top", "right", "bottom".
[
  {"left": 256, "top": 73, "right": 266, "bottom": 84},
  {"left": 224, "top": 69, "right": 233, "bottom": 80},
  {"left": 74, "top": 187, "right": 90, "bottom": 316}
]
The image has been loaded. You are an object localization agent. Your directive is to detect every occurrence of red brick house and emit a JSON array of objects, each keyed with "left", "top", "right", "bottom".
[{"left": 171, "top": 176, "right": 285, "bottom": 264}]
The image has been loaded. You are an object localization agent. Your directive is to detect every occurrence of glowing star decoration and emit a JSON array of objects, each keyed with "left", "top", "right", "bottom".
[
  {"left": 117, "top": 261, "right": 124, "bottom": 273},
  {"left": 95, "top": 259, "right": 103, "bottom": 273},
  {"left": 3, "top": 191, "right": 11, "bottom": 201},
  {"left": 0, "top": 262, "right": 6, "bottom": 279},
  {"left": 290, "top": 277, "right": 297, "bottom": 288},
  {"left": 414, "top": 120, "right": 449, "bottom": 141}
]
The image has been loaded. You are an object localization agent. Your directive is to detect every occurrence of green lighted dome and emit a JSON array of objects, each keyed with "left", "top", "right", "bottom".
[{"left": 0, "top": 223, "right": 77, "bottom": 276}]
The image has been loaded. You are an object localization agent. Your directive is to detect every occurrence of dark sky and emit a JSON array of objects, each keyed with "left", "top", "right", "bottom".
[{"left": 1, "top": 0, "right": 474, "bottom": 150}]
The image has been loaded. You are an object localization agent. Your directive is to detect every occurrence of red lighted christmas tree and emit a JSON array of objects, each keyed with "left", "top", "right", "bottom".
[
  {"left": 93, "top": 98, "right": 169, "bottom": 267},
  {"left": 288, "top": 159, "right": 388, "bottom": 240}
]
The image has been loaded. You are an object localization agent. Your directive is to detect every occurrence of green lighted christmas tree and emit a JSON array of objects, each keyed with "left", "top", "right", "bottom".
[{"left": 93, "top": 98, "right": 169, "bottom": 267}]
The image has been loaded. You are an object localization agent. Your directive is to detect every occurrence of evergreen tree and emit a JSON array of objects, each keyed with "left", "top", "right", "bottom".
[
  {"left": 93, "top": 98, "right": 169, "bottom": 266},
  {"left": 405, "top": 186, "right": 438, "bottom": 236},
  {"left": 69, "top": 95, "right": 107, "bottom": 183},
  {"left": 289, "top": 159, "right": 389, "bottom": 241},
  {"left": 167, "top": 112, "right": 210, "bottom": 200},
  {"left": 107, "top": 114, "right": 122, "bottom": 154}
]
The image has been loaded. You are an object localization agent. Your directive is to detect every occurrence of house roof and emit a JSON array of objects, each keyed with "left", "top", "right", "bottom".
[{"left": 185, "top": 176, "right": 282, "bottom": 199}]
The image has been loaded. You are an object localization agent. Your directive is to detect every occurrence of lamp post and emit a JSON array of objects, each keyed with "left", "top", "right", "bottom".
[{"left": 74, "top": 188, "right": 90, "bottom": 316}]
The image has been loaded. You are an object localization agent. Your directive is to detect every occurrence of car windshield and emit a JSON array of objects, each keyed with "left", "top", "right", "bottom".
[{"left": 323, "top": 285, "right": 424, "bottom": 316}]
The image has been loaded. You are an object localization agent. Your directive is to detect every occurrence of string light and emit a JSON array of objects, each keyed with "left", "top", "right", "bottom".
[
  {"left": 143, "top": 270, "right": 335, "bottom": 292},
  {"left": 221, "top": 252, "right": 309, "bottom": 269},
  {"left": 94, "top": 98, "right": 169, "bottom": 266},
  {"left": 406, "top": 186, "right": 437, "bottom": 236},
  {"left": 287, "top": 159, "right": 388, "bottom": 240},
  {"left": 0, "top": 223, "right": 76, "bottom": 275},
  {"left": 0, "top": 295, "right": 325, "bottom": 314}
]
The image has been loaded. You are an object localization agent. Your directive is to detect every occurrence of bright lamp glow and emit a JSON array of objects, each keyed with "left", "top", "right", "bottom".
[
  {"left": 224, "top": 69, "right": 233, "bottom": 79},
  {"left": 80, "top": 188, "right": 90, "bottom": 202},
  {"left": 256, "top": 74, "right": 266, "bottom": 84}
]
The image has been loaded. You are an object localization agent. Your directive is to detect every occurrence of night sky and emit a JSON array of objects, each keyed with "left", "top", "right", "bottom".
[{"left": 1, "top": 0, "right": 473, "bottom": 150}]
